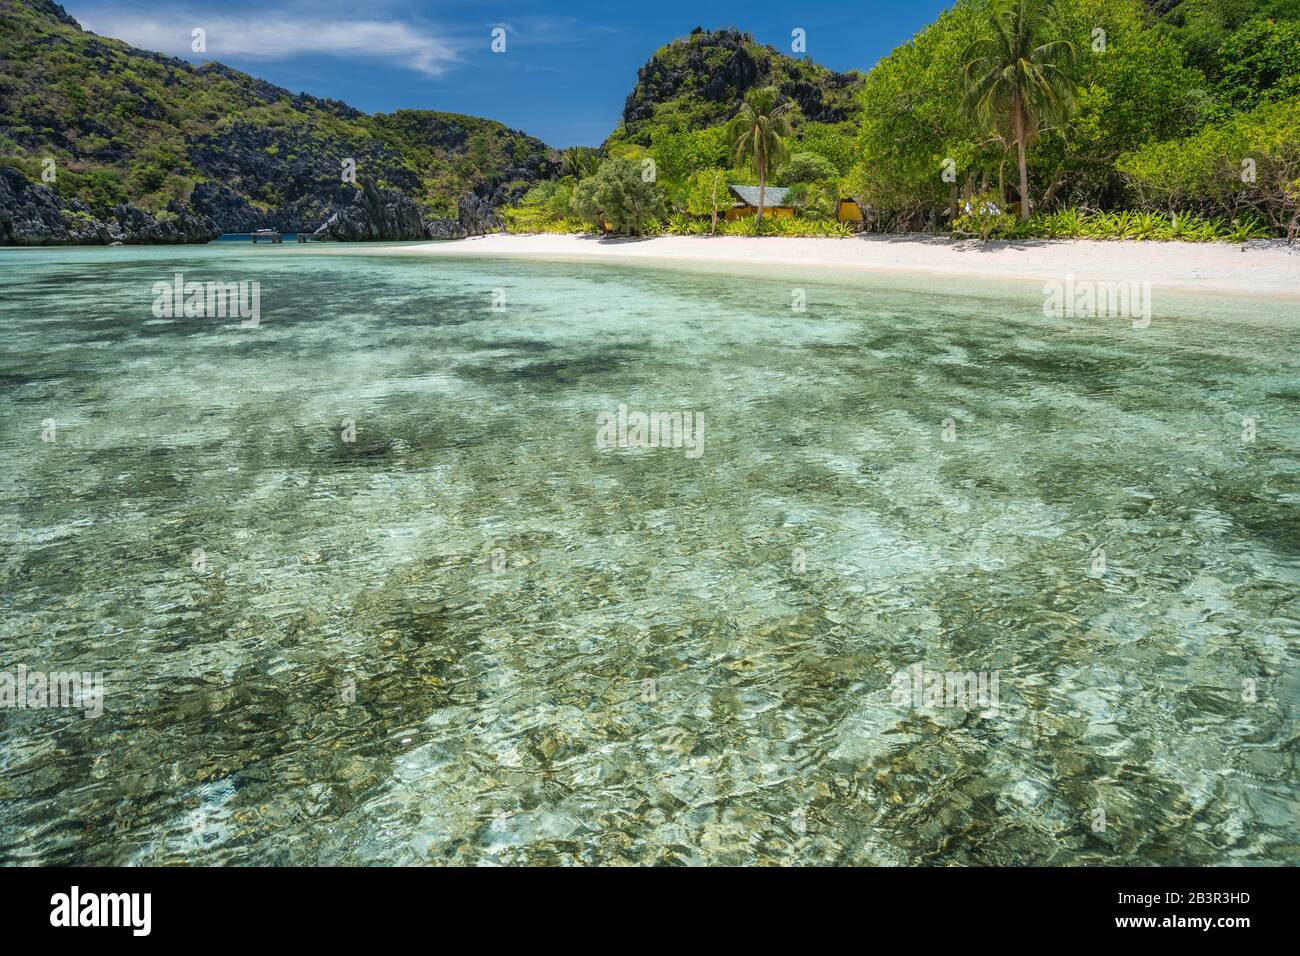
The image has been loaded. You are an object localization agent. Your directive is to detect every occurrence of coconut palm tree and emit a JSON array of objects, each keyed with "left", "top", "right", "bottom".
[
  {"left": 961, "top": 0, "right": 1078, "bottom": 220},
  {"left": 728, "top": 87, "right": 793, "bottom": 232}
]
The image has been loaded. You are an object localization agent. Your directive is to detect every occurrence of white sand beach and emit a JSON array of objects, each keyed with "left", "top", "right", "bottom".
[{"left": 362, "top": 233, "right": 1300, "bottom": 300}]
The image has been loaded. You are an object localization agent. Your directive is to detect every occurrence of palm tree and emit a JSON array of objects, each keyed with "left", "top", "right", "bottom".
[
  {"left": 728, "top": 87, "right": 793, "bottom": 232},
  {"left": 562, "top": 147, "right": 596, "bottom": 180},
  {"left": 961, "top": 0, "right": 1078, "bottom": 220}
]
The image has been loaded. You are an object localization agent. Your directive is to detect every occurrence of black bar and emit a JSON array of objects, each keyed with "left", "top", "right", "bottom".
[{"left": 0, "top": 866, "right": 1282, "bottom": 943}]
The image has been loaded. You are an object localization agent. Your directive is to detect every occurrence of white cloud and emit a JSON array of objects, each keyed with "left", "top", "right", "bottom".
[{"left": 79, "top": 13, "right": 463, "bottom": 76}]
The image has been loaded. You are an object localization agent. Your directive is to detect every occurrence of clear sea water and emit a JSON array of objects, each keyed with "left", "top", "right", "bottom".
[{"left": 0, "top": 242, "right": 1296, "bottom": 865}]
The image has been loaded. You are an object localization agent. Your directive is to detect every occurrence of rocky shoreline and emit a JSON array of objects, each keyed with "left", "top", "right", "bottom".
[
  {"left": 0, "top": 167, "right": 220, "bottom": 245},
  {"left": 312, "top": 181, "right": 504, "bottom": 242},
  {"left": 0, "top": 166, "right": 511, "bottom": 246}
]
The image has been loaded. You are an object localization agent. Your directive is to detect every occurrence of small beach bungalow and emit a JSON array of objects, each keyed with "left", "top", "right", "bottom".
[
  {"left": 725, "top": 185, "right": 795, "bottom": 221},
  {"left": 837, "top": 197, "right": 866, "bottom": 227}
]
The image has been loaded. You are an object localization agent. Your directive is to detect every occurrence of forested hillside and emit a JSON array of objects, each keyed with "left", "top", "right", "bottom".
[{"left": 0, "top": 0, "right": 557, "bottom": 239}]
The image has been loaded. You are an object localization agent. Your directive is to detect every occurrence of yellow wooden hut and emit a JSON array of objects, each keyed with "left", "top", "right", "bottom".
[
  {"left": 724, "top": 185, "right": 796, "bottom": 221},
  {"left": 836, "top": 197, "right": 866, "bottom": 225}
]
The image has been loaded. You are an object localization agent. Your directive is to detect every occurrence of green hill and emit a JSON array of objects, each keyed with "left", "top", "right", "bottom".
[
  {"left": 0, "top": 0, "right": 558, "bottom": 236},
  {"left": 616, "top": 27, "right": 864, "bottom": 145}
]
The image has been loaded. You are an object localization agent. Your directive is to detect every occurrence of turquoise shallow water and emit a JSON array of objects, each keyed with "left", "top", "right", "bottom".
[{"left": 0, "top": 243, "right": 1296, "bottom": 865}]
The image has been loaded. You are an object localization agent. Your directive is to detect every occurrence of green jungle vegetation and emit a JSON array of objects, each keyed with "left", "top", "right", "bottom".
[{"left": 508, "top": 0, "right": 1299, "bottom": 241}]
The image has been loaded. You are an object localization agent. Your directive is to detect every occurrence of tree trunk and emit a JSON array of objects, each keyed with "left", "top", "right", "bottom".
[
  {"left": 757, "top": 172, "right": 766, "bottom": 234},
  {"left": 1040, "top": 172, "right": 1066, "bottom": 211},
  {"left": 1017, "top": 140, "right": 1030, "bottom": 221},
  {"left": 1014, "top": 99, "right": 1030, "bottom": 221}
]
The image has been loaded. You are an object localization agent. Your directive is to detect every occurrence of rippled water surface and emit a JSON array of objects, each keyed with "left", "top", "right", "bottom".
[{"left": 1, "top": 243, "right": 1297, "bottom": 865}]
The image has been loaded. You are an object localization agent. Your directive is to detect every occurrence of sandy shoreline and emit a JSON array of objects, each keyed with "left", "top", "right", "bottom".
[{"left": 351, "top": 233, "right": 1300, "bottom": 300}]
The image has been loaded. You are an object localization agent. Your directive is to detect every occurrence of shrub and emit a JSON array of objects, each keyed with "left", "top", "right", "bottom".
[
  {"left": 572, "top": 158, "right": 668, "bottom": 236},
  {"left": 950, "top": 206, "right": 1270, "bottom": 243},
  {"left": 787, "top": 181, "right": 838, "bottom": 220},
  {"left": 952, "top": 191, "right": 1016, "bottom": 241},
  {"left": 777, "top": 152, "right": 839, "bottom": 185},
  {"left": 817, "top": 221, "right": 854, "bottom": 239},
  {"left": 717, "top": 215, "right": 853, "bottom": 238},
  {"left": 722, "top": 215, "right": 765, "bottom": 236},
  {"left": 665, "top": 213, "right": 697, "bottom": 235},
  {"left": 1223, "top": 215, "right": 1272, "bottom": 243},
  {"left": 1118, "top": 96, "right": 1300, "bottom": 239},
  {"left": 503, "top": 180, "right": 578, "bottom": 232},
  {"left": 685, "top": 167, "right": 729, "bottom": 233}
]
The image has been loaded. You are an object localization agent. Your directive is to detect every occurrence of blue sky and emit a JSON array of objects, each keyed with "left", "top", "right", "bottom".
[{"left": 65, "top": 0, "right": 953, "bottom": 147}]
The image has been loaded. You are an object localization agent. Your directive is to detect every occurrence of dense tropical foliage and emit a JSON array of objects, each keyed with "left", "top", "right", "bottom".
[{"left": 509, "top": 1, "right": 1298, "bottom": 240}]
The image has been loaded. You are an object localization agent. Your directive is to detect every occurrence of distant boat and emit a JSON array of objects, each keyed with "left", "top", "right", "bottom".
[{"left": 251, "top": 229, "right": 282, "bottom": 243}]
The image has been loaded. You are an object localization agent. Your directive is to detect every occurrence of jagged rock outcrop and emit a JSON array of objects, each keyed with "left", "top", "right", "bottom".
[
  {"left": 313, "top": 180, "right": 428, "bottom": 241},
  {"left": 620, "top": 28, "right": 863, "bottom": 144},
  {"left": 425, "top": 194, "right": 504, "bottom": 239},
  {"left": 313, "top": 183, "right": 505, "bottom": 241},
  {"left": 0, "top": 166, "right": 81, "bottom": 244},
  {"left": 107, "top": 199, "right": 222, "bottom": 244},
  {"left": 0, "top": 167, "right": 218, "bottom": 245},
  {"left": 186, "top": 121, "right": 415, "bottom": 233},
  {"left": 190, "top": 181, "right": 336, "bottom": 234},
  {"left": 30, "top": 0, "right": 79, "bottom": 28},
  {"left": 189, "top": 181, "right": 278, "bottom": 233}
]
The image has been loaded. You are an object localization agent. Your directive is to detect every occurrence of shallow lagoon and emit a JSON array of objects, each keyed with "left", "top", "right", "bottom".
[{"left": 1, "top": 244, "right": 1296, "bottom": 864}]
